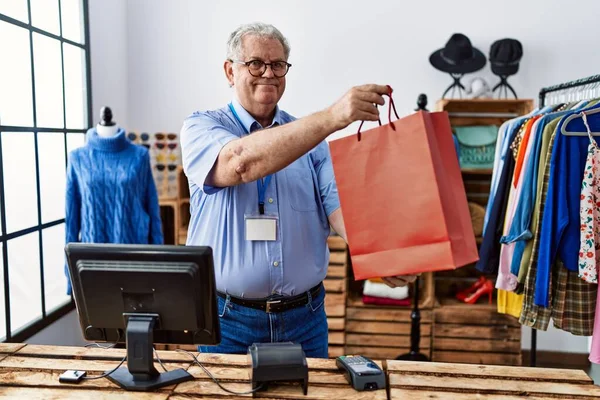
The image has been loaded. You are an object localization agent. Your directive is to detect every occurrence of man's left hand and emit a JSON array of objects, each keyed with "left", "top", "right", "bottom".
[{"left": 381, "top": 274, "right": 419, "bottom": 288}]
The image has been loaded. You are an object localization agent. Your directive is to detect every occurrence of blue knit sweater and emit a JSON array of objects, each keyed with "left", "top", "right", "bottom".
[{"left": 65, "top": 127, "right": 163, "bottom": 294}]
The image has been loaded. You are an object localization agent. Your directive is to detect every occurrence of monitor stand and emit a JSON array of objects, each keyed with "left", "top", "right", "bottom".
[{"left": 107, "top": 314, "right": 193, "bottom": 391}]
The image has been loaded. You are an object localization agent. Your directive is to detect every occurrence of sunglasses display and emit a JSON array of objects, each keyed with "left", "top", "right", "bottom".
[{"left": 124, "top": 130, "right": 182, "bottom": 199}]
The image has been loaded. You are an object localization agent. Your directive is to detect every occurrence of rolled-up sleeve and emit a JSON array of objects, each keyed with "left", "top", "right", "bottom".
[
  {"left": 180, "top": 113, "right": 239, "bottom": 195},
  {"left": 311, "top": 141, "right": 340, "bottom": 216}
]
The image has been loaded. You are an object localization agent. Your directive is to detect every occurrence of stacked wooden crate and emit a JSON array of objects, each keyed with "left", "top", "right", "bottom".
[
  {"left": 344, "top": 293, "right": 432, "bottom": 360},
  {"left": 432, "top": 299, "right": 522, "bottom": 365},
  {"left": 324, "top": 235, "right": 348, "bottom": 358}
]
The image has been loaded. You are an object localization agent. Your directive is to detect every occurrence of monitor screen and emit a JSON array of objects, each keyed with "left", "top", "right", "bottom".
[{"left": 65, "top": 243, "right": 220, "bottom": 346}]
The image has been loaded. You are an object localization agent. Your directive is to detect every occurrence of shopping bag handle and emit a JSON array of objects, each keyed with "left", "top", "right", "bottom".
[{"left": 357, "top": 85, "right": 400, "bottom": 141}]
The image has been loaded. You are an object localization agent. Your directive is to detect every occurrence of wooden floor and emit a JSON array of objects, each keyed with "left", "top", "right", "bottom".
[{"left": 1, "top": 343, "right": 600, "bottom": 399}]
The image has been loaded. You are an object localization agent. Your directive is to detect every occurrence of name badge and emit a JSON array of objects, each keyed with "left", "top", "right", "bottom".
[{"left": 245, "top": 214, "right": 277, "bottom": 241}]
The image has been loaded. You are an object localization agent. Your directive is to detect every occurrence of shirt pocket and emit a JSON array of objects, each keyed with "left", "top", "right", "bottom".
[{"left": 284, "top": 167, "right": 318, "bottom": 212}]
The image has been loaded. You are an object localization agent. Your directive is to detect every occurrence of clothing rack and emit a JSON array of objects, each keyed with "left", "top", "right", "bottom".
[{"left": 532, "top": 73, "right": 600, "bottom": 367}]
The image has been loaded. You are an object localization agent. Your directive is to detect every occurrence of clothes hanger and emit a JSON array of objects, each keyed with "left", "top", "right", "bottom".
[{"left": 561, "top": 104, "right": 600, "bottom": 136}]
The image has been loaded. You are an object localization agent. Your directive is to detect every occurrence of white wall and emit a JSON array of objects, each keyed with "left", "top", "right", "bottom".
[
  {"left": 82, "top": 0, "right": 600, "bottom": 354},
  {"left": 89, "top": 0, "right": 128, "bottom": 128},
  {"left": 124, "top": 0, "right": 600, "bottom": 137}
]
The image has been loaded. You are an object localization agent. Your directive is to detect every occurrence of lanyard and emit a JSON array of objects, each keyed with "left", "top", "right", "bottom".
[{"left": 228, "top": 103, "right": 272, "bottom": 214}]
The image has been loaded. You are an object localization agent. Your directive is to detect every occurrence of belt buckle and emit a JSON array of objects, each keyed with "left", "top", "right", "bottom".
[{"left": 265, "top": 299, "right": 281, "bottom": 313}]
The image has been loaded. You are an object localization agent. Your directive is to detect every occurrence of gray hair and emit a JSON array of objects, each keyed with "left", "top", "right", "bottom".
[{"left": 226, "top": 23, "right": 290, "bottom": 61}]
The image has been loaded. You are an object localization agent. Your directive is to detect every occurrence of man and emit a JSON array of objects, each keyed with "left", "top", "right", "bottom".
[{"left": 181, "top": 22, "right": 416, "bottom": 358}]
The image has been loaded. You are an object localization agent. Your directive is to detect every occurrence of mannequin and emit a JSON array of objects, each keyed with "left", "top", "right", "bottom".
[
  {"left": 64, "top": 106, "right": 163, "bottom": 296},
  {"left": 96, "top": 106, "right": 119, "bottom": 137}
]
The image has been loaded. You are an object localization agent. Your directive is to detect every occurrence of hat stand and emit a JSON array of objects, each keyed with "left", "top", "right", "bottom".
[
  {"left": 492, "top": 75, "right": 518, "bottom": 99},
  {"left": 442, "top": 73, "right": 467, "bottom": 99}
]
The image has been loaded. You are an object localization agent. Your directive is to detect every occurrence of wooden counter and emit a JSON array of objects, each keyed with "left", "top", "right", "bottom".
[
  {"left": 1, "top": 343, "right": 598, "bottom": 399},
  {"left": 0, "top": 343, "right": 385, "bottom": 399},
  {"left": 388, "top": 360, "right": 600, "bottom": 399}
]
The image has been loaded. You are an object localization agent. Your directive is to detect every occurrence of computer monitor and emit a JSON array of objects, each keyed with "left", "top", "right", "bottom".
[{"left": 65, "top": 243, "right": 221, "bottom": 391}]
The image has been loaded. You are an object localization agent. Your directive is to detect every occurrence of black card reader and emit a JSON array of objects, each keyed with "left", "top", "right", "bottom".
[{"left": 336, "top": 355, "right": 386, "bottom": 391}]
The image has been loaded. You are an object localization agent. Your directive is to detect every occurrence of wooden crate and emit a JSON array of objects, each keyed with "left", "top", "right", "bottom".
[
  {"left": 325, "top": 235, "right": 348, "bottom": 358},
  {"left": 432, "top": 299, "right": 522, "bottom": 366},
  {"left": 435, "top": 99, "right": 535, "bottom": 127},
  {"left": 344, "top": 294, "right": 432, "bottom": 360}
]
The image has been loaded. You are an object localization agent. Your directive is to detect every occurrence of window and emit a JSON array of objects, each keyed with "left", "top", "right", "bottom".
[{"left": 0, "top": 0, "right": 91, "bottom": 341}]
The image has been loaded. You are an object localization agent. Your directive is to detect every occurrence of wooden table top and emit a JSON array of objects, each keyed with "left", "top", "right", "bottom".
[{"left": 0, "top": 343, "right": 599, "bottom": 399}]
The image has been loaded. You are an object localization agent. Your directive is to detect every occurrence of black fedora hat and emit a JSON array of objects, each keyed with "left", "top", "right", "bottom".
[
  {"left": 429, "top": 33, "right": 486, "bottom": 74},
  {"left": 490, "top": 38, "right": 522, "bottom": 76}
]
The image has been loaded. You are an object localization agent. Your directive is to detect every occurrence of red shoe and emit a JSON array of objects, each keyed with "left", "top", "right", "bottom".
[
  {"left": 455, "top": 276, "right": 487, "bottom": 301},
  {"left": 462, "top": 279, "right": 494, "bottom": 305}
]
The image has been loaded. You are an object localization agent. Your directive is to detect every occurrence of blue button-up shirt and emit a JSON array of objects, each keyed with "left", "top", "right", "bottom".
[{"left": 180, "top": 98, "right": 340, "bottom": 298}]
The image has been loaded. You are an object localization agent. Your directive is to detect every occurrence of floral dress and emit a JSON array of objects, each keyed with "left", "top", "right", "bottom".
[{"left": 579, "top": 122, "right": 600, "bottom": 284}]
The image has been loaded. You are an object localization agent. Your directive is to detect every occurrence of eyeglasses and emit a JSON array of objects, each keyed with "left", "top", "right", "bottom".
[
  {"left": 155, "top": 173, "right": 177, "bottom": 182},
  {"left": 127, "top": 132, "right": 150, "bottom": 142},
  {"left": 155, "top": 164, "right": 178, "bottom": 172},
  {"left": 230, "top": 59, "right": 292, "bottom": 78},
  {"left": 156, "top": 153, "right": 179, "bottom": 163},
  {"left": 156, "top": 142, "right": 178, "bottom": 150},
  {"left": 155, "top": 133, "right": 178, "bottom": 141}
]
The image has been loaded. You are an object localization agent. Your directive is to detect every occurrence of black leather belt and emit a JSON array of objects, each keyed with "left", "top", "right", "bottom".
[{"left": 217, "top": 283, "right": 322, "bottom": 313}]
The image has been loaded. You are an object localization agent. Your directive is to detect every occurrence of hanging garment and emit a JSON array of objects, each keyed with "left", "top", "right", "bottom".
[
  {"left": 591, "top": 289, "right": 600, "bottom": 363},
  {"left": 476, "top": 123, "right": 521, "bottom": 274},
  {"left": 505, "top": 112, "right": 577, "bottom": 284},
  {"left": 579, "top": 126, "right": 600, "bottom": 283},
  {"left": 519, "top": 124, "right": 561, "bottom": 330},
  {"left": 519, "top": 114, "right": 598, "bottom": 334},
  {"left": 551, "top": 260, "right": 596, "bottom": 336},
  {"left": 516, "top": 117, "right": 565, "bottom": 290},
  {"left": 483, "top": 107, "right": 547, "bottom": 232},
  {"left": 65, "top": 128, "right": 164, "bottom": 295},
  {"left": 536, "top": 104, "right": 600, "bottom": 307},
  {"left": 484, "top": 120, "right": 521, "bottom": 232},
  {"left": 497, "top": 289, "right": 523, "bottom": 318},
  {"left": 497, "top": 117, "right": 540, "bottom": 291}
]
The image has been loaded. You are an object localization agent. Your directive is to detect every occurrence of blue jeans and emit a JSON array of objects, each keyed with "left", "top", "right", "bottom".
[{"left": 199, "top": 286, "right": 328, "bottom": 358}]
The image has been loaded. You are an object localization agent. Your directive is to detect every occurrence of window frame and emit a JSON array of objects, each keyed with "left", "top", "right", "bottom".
[{"left": 0, "top": 0, "right": 92, "bottom": 342}]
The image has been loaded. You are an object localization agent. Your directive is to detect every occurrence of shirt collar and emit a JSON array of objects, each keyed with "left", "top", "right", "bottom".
[{"left": 231, "top": 96, "right": 283, "bottom": 133}]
